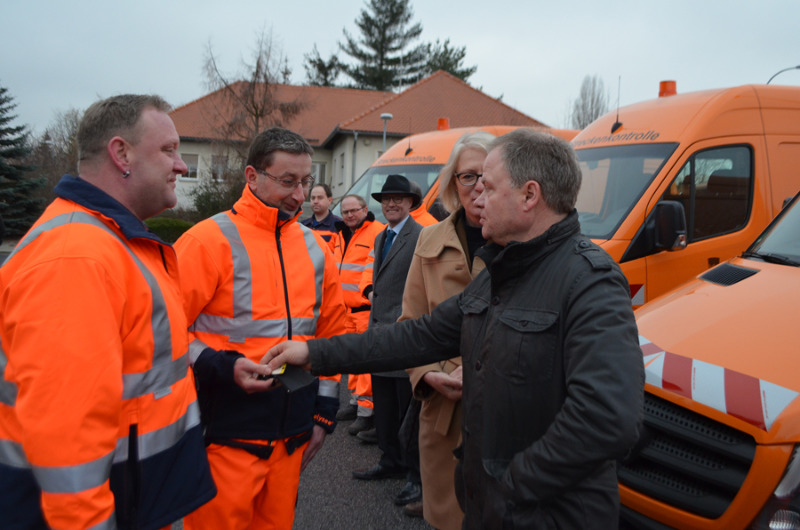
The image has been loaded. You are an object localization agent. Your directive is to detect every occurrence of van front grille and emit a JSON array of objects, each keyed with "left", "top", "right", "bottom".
[{"left": 618, "top": 392, "right": 756, "bottom": 519}]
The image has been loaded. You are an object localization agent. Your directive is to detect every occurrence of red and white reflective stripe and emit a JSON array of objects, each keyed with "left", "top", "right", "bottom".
[
  {"left": 640, "top": 335, "right": 799, "bottom": 431},
  {"left": 630, "top": 284, "right": 645, "bottom": 305}
]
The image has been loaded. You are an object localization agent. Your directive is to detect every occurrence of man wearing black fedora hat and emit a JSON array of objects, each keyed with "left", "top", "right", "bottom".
[{"left": 351, "top": 174, "right": 424, "bottom": 508}]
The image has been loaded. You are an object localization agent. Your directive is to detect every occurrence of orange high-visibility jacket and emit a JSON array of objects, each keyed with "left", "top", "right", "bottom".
[
  {"left": 175, "top": 185, "right": 347, "bottom": 441},
  {"left": 332, "top": 212, "right": 385, "bottom": 310},
  {"left": 0, "top": 175, "right": 215, "bottom": 530},
  {"left": 411, "top": 207, "right": 439, "bottom": 227}
]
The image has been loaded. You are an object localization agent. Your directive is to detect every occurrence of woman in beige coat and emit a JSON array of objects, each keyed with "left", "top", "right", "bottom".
[{"left": 399, "top": 131, "right": 495, "bottom": 529}]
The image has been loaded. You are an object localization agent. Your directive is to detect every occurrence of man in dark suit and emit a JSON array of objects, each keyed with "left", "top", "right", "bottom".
[{"left": 353, "top": 174, "right": 424, "bottom": 508}]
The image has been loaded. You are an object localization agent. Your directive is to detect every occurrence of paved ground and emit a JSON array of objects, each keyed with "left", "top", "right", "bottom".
[{"left": 292, "top": 377, "right": 432, "bottom": 529}]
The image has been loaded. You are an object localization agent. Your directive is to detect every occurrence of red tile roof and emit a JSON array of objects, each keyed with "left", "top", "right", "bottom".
[
  {"left": 338, "top": 71, "right": 545, "bottom": 139},
  {"left": 171, "top": 83, "right": 391, "bottom": 146},
  {"left": 171, "top": 71, "right": 544, "bottom": 147}
]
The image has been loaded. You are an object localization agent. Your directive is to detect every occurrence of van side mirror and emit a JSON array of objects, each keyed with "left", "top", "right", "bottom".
[{"left": 654, "top": 201, "right": 687, "bottom": 251}]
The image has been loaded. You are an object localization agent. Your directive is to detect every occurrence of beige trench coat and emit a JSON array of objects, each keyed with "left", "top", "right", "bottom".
[{"left": 400, "top": 209, "right": 485, "bottom": 530}]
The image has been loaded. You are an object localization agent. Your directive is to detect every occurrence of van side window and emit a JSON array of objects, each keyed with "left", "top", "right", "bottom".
[{"left": 662, "top": 146, "right": 752, "bottom": 241}]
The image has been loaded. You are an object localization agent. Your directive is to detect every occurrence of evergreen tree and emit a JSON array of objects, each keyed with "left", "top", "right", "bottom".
[
  {"left": 339, "top": 0, "right": 427, "bottom": 91},
  {"left": 424, "top": 39, "right": 477, "bottom": 82},
  {"left": 304, "top": 45, "right": 344, "bottom": 87},
  {"left": 0, "top": 84, "right": 44, "bottom": 239}
]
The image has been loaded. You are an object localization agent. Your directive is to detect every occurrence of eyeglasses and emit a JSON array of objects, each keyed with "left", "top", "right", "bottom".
[
  {"left": 454, "top": 172, "right": 483, "bottom": 186},
  {"left": 257, "top": 169, "right": 315, "bottom": 191},
  {"left": 380, "top": 196, "right": 408, "bottom": 205},
  {"left": 341, "top": 206, "right": 365, "bottom": 216}
]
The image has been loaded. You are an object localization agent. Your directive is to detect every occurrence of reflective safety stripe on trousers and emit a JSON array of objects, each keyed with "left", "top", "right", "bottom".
[
  {"left": 0, "top": 211, "right": 199, "bottom": 493},
  {"left": 189, "top": 214, "right": 326, "bottom": 358}
]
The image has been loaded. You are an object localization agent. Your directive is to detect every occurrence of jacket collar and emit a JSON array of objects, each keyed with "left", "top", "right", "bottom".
[
  {"left": 54, "top": 174, "right": 163, "bottom": 242},
  {"left": 414, "top": 208, "right": 464, "bottom": 259},
  {"left": 231, "top": 184, "right": 301, "bottom": 230},
  {"left": 478, "top": 210, "right": 580, "bottom": 276},
  {"left": 335, "top": 211, "right": 375, "bottom": 233}
]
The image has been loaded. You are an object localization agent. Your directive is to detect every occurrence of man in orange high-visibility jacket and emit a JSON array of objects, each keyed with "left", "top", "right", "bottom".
[
  {"left": 0, "top": 94, "right": 216, "bottom": 530},
  {"left": 176, "top": 127, "right": 347, "bottom": 530},
  {"left": 332, "top": 194, "right": 384, "bottom": 434}
]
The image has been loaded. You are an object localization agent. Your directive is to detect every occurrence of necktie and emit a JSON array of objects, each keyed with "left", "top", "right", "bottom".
[{"left": 381, "top": 229, "right": 396, "bottom": 261}]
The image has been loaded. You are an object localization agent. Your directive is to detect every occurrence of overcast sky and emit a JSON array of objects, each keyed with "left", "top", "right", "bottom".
[{"left": 3, "top": 0, "right": 799, "bottom": 136}]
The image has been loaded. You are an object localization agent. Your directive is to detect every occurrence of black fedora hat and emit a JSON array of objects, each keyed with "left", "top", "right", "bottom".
[{"left": 371, "top": 174, "right": 421, "bottom": 209}]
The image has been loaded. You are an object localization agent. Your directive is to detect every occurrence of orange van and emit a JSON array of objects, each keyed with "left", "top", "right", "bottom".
[
  {"left": 621, "top": 190, "right": 800, "bottom": 529},
  {"left": 332, "top": 125, "right": 578, "bottom": 223},
  {"left": 572, "top": 82, "right": 800, "bottom": 307}
]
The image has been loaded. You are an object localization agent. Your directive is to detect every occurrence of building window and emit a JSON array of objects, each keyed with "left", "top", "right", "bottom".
[
  {"left": 180, "top": 153, "right": 199, "bottom": 180},
  {"left": 211, "top": 155, "right": 228, "bottom": 180},
  {"left": 312, "top": 162, "right": 326, "bottom": 182}
]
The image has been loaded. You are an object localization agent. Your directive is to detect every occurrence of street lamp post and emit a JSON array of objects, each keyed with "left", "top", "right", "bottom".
[{"left": 380, "top": 113, "right": 393, "bottom": 152}]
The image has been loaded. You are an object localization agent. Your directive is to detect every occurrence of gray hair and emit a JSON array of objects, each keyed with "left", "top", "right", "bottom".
[
  {"left": 438, "top": 131, "right": 495, "bottom": 213},
  {"left": 489, "top": 129, "right": 581, "bottom": 214},
  {"left": 78, "top": 94, "right": 171, "bottom": 168},
  {"left": 247, "top": 127, "right": 314, "bottom": 170}
]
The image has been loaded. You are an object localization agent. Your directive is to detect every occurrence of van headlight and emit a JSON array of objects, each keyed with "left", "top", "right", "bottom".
[{"left": 752, "top": 446, "right": 800, "bottom": 529}]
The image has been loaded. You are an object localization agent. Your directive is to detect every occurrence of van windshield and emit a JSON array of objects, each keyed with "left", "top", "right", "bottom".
[
  {"left": 745, "top": 194, "right": 800, "bottom": 266},
  {"left": 332, "top": 164, "right": 442, "bottom": 224},
  {"left": 575, "top": 143, "right": 678, "bottom": 239}
]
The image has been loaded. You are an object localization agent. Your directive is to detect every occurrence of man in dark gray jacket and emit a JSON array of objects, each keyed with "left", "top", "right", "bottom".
[{"left": 265, "top": 130, "right": 644, "bottom": 529}]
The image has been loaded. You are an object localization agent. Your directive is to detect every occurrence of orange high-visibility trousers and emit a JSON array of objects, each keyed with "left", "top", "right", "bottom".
[{"left": 184, "top": 439, "right": 308, "bottom": 530}]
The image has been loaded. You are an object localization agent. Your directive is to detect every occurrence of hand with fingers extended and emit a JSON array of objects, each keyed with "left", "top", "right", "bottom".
[
  {"left": 261, "top": 340, "right": 312, "bottom": 374},
  {"left": 233, "top": 357, "right": 278, "bottom": 393}
]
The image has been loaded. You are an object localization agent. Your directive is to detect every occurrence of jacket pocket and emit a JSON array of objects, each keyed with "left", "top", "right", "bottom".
[
  {"left": 459, "top": 293, "right": 489, "bottom": 316},
  {"left": 497, "top": 308, "right": 558, "bottom": 382}
]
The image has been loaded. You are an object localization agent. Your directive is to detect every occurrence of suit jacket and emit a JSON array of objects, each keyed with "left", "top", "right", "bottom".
[{"left": 367, "top": 215, "right": 423, "bottom": 377}]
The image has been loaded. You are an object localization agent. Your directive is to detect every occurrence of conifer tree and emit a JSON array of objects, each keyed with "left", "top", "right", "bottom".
[
  {"left": 339, "top": 0, "right": 427, "bottom": 91},
  {"left": 0, "top": 84, "right": 44, "bottom": 238},
  {"left": 424, "top": 39, "right": 477, "bottom": 82}
]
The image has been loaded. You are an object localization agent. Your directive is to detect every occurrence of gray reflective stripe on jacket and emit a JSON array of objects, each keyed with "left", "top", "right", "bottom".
[
  {"left": 0, "top": 210, "right": 196, "bottom": 498},
  {"left": 189, "top": 214, "right": 327, "bottom": 342},
  {"left": 339, "top": 263, "right": 368, "bottom": 272},
  {"left": 0, "top": 342, "right": 14, "bottom": 406},
  {"left": 339, "top": 262, "right": 368, "bottom": 292},
  {"left": 113, "top": 400, "right": 201, "bottom": 463},
  {"left": 188, "top": 214, "right": 331, "bottom": 394},
  {"left": 0, "top": 438, "right": 27, "bottom": 469},
  {"left": 0, "top": 404, "right": 200, "bottom": 496},
  {"left": 4, "top": 211, "right": 186, "bottom": 400}
]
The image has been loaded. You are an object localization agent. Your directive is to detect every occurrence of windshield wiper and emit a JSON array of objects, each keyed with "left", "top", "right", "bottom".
[{"left": 742, "top": 251, "right": 800, "bottom": 267}]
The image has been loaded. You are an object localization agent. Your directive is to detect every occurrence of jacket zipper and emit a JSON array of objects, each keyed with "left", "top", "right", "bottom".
[{"left": 275, "top": 221, "right": 292, "bottom": 434}]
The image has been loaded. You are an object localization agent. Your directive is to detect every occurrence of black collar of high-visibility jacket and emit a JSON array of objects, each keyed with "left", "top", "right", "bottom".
[
  {"left": 231, "top": 184, "right": 302, "bottom": 230},
  {"left": 54, "top": 174, "right": 167, "bottom": 244}
]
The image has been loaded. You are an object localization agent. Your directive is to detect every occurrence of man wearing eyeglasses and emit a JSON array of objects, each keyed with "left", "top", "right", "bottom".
[
  {"left": 352, "top": 174, "right": 425, "bottom": 509},
  {"left": 174, "top": 127, "right": 347, "bottom": 530}
]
